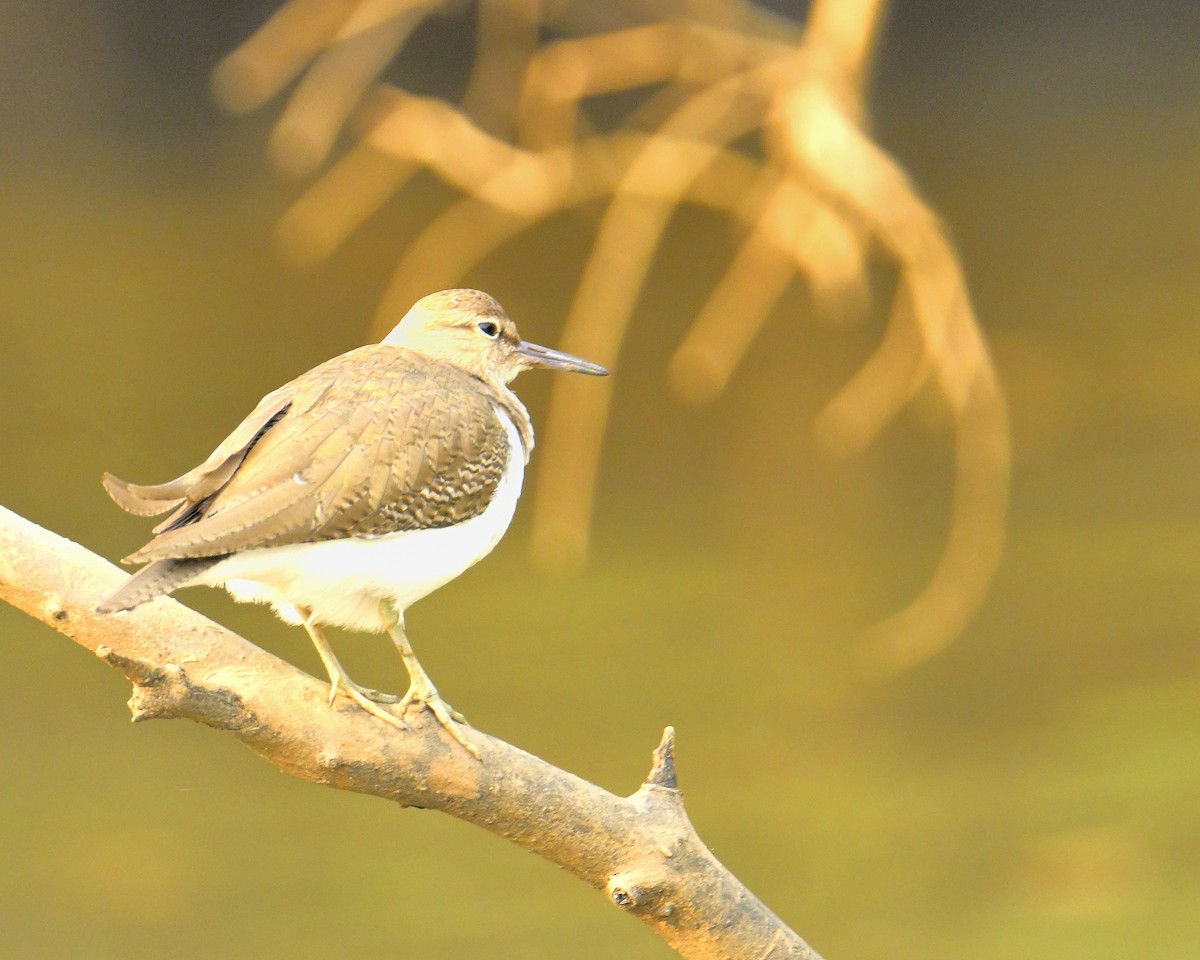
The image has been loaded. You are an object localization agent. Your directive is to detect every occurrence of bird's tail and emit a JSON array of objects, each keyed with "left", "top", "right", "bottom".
[{"left": 97, "top": 557, "right": 223, "bottom": 614}]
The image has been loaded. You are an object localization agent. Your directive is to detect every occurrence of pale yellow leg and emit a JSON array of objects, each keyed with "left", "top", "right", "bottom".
[
  {"left": 380, "top": 602, "right": 480, "bottom": 759},
  {"left": 300, "top": 609, "right": 409, "bottom": 731}
]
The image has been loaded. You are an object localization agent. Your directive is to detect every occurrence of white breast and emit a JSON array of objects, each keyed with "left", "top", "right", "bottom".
[{"left": 194, "top": 410, "right": 526, "bottom": 632}]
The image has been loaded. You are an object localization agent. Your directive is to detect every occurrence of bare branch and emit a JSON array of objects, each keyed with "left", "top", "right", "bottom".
[
  {"left": 213, "top": 0, "right": 1011, "bottom": 670},
  {"left": 0, "top": 503, "right": 825, "bottom": 960}
]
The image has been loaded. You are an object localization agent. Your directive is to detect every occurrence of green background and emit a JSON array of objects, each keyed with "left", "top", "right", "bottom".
[{"left": 2, "top": 2, "right": 1198, "bottom": 957}]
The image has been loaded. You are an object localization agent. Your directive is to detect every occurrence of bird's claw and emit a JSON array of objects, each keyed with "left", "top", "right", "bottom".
[
  {"left": 354, "top": 685, "right": 400, "bottom": 704},
  {"left": 399, "top": 685, "right": 479, "bottom": 759},
  {"left": 327, "top": 680, "right": 411, "bottom": 731}
]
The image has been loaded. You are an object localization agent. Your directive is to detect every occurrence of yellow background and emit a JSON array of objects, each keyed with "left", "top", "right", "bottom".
[{"left": 1, "top": 3, "right": 1198, "bottom": 958}]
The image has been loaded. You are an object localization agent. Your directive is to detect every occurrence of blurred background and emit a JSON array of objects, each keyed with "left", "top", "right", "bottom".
[{"left": 2, "top": 1, "right": 1198, "bottom": 958}]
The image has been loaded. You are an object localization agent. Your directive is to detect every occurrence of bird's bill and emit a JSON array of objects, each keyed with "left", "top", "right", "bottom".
[{"left": 516, "top": 340, "right": 609, "bottom": 376}]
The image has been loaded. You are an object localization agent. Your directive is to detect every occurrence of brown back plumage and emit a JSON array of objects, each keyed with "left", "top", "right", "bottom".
[{"left": 105, "top": 345, "right": 528, "bottom": 565}]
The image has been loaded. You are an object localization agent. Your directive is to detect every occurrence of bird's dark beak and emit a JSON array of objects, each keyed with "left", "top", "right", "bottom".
[{"left": 516, "top": 340, "right": 608, "bottom": 376}]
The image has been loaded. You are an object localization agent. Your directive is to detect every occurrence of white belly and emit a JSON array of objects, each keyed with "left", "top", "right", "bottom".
[{"left": 194, "top": 413, "right": 525, "bottom": 632}]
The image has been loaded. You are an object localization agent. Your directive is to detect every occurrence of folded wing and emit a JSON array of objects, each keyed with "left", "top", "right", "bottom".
[{"left": 106, "top": 346, "right": 511, "bottom": 565}]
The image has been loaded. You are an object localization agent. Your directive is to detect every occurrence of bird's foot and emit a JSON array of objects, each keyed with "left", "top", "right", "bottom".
[
  {"left": 303, "top": 613, "right": 405, "bottom": 722},
  {"left": 344, "top": 681, "right": 399, "bottom": 705},
  {"left": 328, "top": 680, "right": 411, "bottom": 732},
  {"left": 376, "top": 602, "right": 478, "bottom": 758},
  {"left": 399, "top": 683, "right": 479, "bottom": 759}
]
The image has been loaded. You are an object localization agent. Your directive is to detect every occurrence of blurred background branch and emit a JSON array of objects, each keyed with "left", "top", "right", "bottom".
[{"left": 212, "top": 0, "right": 1009, "bottom": 671}]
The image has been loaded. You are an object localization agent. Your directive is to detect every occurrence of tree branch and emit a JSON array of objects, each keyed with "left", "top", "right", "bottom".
[{"left": 0, "top": 503, "right": 824, "bottom": 960}]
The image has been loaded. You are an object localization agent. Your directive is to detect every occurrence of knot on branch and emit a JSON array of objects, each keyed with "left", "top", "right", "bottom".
[
  {"left": 606, "top": 869, "right": 675, "bottom": 919},
  {"left": 95, "top": 645, "right": 257, "bottom": 731}
]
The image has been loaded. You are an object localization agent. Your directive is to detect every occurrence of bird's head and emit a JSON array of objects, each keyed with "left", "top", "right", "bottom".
[{"left": 382, "top": 289, "right": 608, "bottom": 385}]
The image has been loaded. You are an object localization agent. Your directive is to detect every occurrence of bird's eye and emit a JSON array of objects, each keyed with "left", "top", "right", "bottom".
[{"left": 477, "top": 321, "right": 500, "bottom": 338}]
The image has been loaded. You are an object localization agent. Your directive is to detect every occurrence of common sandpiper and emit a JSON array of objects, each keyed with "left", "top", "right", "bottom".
[{"left": 98, "top": 289, "right": 608, "bottom": 757}]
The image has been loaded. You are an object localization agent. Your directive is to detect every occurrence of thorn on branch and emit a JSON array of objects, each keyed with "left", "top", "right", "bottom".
[{"left": 644, "top": 725, "right": 678, "bottom": 789}]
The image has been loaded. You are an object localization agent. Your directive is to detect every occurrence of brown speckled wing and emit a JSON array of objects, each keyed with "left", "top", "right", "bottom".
[{"left": 123, "top": 346, "right": 513, "bottom": 563}]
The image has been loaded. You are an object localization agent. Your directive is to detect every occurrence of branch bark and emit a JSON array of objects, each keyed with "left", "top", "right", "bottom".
[{"left": 0, "top": 504, "right": 825, "bottom": 960}]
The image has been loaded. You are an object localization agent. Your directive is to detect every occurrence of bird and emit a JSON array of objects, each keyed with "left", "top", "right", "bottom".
[{"left": 98, "top": 289, "right": 608, "bottom": 757}]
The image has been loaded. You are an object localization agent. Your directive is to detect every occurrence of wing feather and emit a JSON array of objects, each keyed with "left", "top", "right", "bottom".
[
  {"left": 102, "top": 385, "right": 295, "bottom": 517},
  {"left": 121, "top": 346, "right": 511, "bottom": 563}
]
